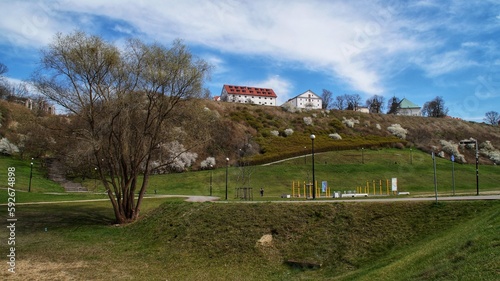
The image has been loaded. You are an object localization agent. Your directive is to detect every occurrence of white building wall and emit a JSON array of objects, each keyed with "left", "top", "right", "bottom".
[
  {"left": 290, "top": 90, "right": 322, "bottom": 109},
  {"left": 226, "top": 93, "right": 276, "bottom": 106}
]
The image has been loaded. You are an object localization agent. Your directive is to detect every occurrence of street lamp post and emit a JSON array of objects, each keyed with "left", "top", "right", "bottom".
[
  {"left": 28, "top": 158, "right": 34, "bottom": 192},
  {"left": 460, "top": 139, "right": 479, "bottom": 195},
  {"left": 362, "top": 147, "right": 364, "bottom": 164},
  {"left": 432, "top": 151, "right": 438, "bottom": 203},
  {"left": 209, "top": 164, "right": 213, "bottom": 196},
  {"left": 310, "top": 134, "right": 316, "bottom": 200},
  {"left": 225, "top": 158, "right": 229, "bottom": 200},
  {"left": 94, "top": 167, "right": 97, "bottom": 190},
  {"left": 410, "top": 148, "right": 413, "bottom": 165},
  {"left": 451, "top": 155, "right": 456, "bottom": 196},
  {"left": 304, "top": 146, "right": 307, "bottom": 165}
]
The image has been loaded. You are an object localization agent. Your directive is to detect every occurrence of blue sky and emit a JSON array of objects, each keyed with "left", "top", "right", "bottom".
[{"left": 1, "top": 0, "right": 499, "bottom": 121}]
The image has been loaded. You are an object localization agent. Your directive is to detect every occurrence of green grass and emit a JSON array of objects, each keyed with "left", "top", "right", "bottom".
[
  {"left": 2, "top": 148, "right": 498, "bottom": 204},
  {"left": 143, "top": 148, "right": 500, "bottom": 199},
  {"left": 0, "top": 156, "right": 63, "bottom": 193},
  {"left": 1, "top": 200, "right": 498, "bottom": 280}
]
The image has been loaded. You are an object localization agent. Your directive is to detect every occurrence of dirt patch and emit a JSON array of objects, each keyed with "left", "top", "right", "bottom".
[{"left": 1, "top": 259, "right": 88, "bottom": 280}]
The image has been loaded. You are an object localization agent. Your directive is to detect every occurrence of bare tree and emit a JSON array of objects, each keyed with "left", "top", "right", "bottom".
[
  {"left": 0, "top": 62, "right": 10, "bottom": 99},
  {"left": 31, "top": 32, "right": 211, "bottom": 224},
  {"left": 484, "top": 111, "right": 499, "bottom": 125},
  {"left": 332, "top": 95, "right": 347, "bottom": 110},
  {"left": 366, "top": 95, "right": 385, "bottom": 113},
  {"left": 346, "top": 94, "right": 362, "bottom": 111},
  {"left": 0, "top": 62, "right": 7, "bottom": 77},
  {"left": 321, "top": 89, "right": 333, "bottom": 109},
  {"left": 422, "top": 96, "right": 448, "bottom": 117}
]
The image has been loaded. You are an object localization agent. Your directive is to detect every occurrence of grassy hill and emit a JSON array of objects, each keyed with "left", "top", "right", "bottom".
[
  {"left": 1, "top": 100, "right": 499, "bottom": 280},
  {"left": 1, "top": 199, "right": 498, "bottom": 280},
  {"left": 203, "top": 102, "right": 500, "bottom": 166}
]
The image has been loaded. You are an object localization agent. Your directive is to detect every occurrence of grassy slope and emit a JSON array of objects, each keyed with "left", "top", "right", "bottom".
[
  {"left": 1, "top": 200, "right": 498, "bottom": 280},
  {"left": 144, "top": 148, "right": 500, "bottom": 198},
  {"left": 3, "top": 147, "right": 499, "bottom": 203}
]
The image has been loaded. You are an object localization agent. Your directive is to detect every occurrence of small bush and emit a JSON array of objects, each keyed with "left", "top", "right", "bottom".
[
  {"left": 0, "top": 138, "right": 19, "bottom": 155},
  {"left": 394, "top": 142, "right": 405, "bottom": 149},
  {"left": 284, "top": 128, "right": 294, "bottom": 136},
  {"left": 270, "top": 130, "right": 279, "bottom": 137},
  {"left": 329, "top": 133, "right": 342, "bottom": 140},
  {"left": 480, "top": 141, "right": 500, "bottom": 164},
  {"left": 387, "top": 124, "right": 408, "bottom": 139},
  {"left": 303, "top": 117, "right": 313, "bottom": 126},
  {"left": 440, "top": 140, "right": 466, "bottom": 163},
  {"left": 376, "top": 124, "right": 381, "bottom": 130},
  {"left": 200, "top": 157, "right": 216, "bottom": 169},
  {"left": 342, "top": 117, "right": 359, "bottom": 128}
]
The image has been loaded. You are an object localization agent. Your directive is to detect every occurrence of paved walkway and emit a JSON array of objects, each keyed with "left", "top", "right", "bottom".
[
  {"left": 4, "top": 193, "right": 498, "bottom": 206},
  {"left": 7, "top": 195, "right": 220, "bottom": 206}
]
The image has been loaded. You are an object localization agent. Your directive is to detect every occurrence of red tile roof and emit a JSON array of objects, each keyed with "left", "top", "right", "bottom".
[{"left": 223, "top": 84, "right": 277, "bottom": 98}]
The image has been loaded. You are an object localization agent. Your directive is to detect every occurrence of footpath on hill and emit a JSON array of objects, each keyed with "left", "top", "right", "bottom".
[{"left": 46, "top": 158, "right": 88, "bottom": 192}]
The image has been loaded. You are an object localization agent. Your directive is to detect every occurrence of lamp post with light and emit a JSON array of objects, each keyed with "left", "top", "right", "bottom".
[
  {"left": 209, "top": 164, "right": 213, "bottom": 196},
  {"left": 225, "top": 158, "right": 229, "bottom": 200},
  {"left": 28, "top": 158, "right": 34, "bottom": 192},
  {"left": 310, "top": 134, "right": 316, "bottom": 200}
]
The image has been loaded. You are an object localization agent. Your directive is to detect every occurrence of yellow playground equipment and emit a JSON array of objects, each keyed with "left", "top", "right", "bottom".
[{"left": 292, "top": 181, "right": 331, "bottom": 198}]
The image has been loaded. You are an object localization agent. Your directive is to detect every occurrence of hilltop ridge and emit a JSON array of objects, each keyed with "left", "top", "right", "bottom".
[
  {"left": 202, "top": 101, "right": 500, "bottom": 166},
  {"left": 1, "top": 99, "right": 499, "bottom": 168}
]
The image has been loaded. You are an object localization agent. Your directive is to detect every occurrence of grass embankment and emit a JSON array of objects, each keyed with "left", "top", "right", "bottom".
[
  {"left": 147, "top": 148, "right": 499, "bottom": 198},
  {"left": 1, "top": 200, "right": 498, "bottom": 280}
]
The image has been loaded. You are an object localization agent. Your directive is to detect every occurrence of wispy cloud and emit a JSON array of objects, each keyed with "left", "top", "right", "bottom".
[{"left": 1, "top": 0, "right": 499, "bottom": 120}]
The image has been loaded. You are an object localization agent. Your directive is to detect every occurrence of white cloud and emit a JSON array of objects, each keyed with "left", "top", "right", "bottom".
[
  {"left": 46, "top": 0, "right": 400, "bottom": 95},
  {"left": 413, "top": 50, "right": 479, "bottom": 77},
  {"left": 1, "top": 0, "right": 499, "bottom": 102},
  {"left": 0, "top": 1, "right": 75, "bottom": 48},
  {"left": 247, "top": 75, "right": 294, "bottom": 104},
  {"left": 462, "top": 42, "right": 479, "bottom": 48}
]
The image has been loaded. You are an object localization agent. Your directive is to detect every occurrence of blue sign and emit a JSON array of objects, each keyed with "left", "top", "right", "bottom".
[
  {"left": 451, "top": 155, "right": 455, "bottom": 162},
  {"left": 322, "top": 181, "right": 327, "bottom": 193}
]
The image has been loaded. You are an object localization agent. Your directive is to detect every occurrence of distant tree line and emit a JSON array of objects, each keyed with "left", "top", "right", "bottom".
[{"left": 321, "top": 89, "right": 450, "bottom": 117}]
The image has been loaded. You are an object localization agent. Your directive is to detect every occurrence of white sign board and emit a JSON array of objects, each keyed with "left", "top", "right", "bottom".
[
  {"left": 322, "top": 181, "right": 327, "bottom": 193},
  {"left": 391, "top": 178, "right": 398, "bottom": 192}
]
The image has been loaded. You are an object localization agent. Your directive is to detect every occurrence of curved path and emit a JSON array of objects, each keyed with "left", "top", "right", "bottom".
[
  {"left": 5, "top": 194, "right": 499, "bottom": 206},
  {"left": 8, "top": 195, "right": 220, "bottom": 206}
]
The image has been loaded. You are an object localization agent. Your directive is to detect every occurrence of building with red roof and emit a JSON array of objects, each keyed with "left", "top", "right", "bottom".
[{"left": 220, "top": 84, "right": 277, "bottom": 106}]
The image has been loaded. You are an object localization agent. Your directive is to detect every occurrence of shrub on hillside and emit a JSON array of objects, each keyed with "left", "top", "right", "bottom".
[
  {"left": 284, "top": 128, "right": 294, "bottom": 136},
  {"left": 376, "top": 124, "right": 381, "bottom": 130},
  {"left": 0, "top": 138, "right": 19, "bottom": 155},
  {"left": 303, "top": 117, "right": 313, "bottom": 126},
  {"left": 439, "top": 140, "right": 466, "bottom": 163},
  {"left": 329, "top": 133, "right": 342, "bottom": 140},
  {"left": 282, "top": 103, "right": 297, "bottom": 113},
  {"left": 270, "top": 130, "right": 279, "bottom": 137},
  {"left": 342, "top": 117, "right": 359, "bottom": 128},
  {"left": 152, "top": 141, "right": 198, "bottom": 173},
  {"left": 480, "top": 141, "right": 500, "bottom": 164},
  {"left": 200, "top": 157, "right": 216, "bottom": 169},
  {"left": 387, "top": 124, "right": 408, "bottom": 139}
]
